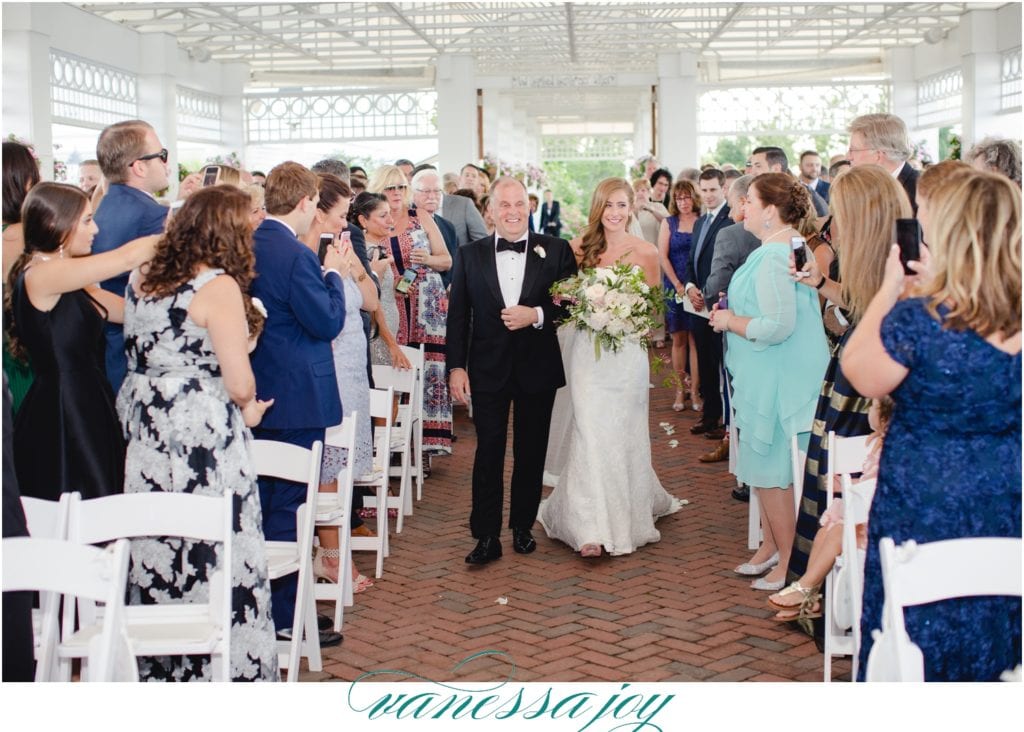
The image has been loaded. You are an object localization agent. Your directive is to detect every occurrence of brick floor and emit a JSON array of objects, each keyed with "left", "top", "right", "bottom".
[{"left": 302, "top": 349, "right": 850, "bottom": 682}]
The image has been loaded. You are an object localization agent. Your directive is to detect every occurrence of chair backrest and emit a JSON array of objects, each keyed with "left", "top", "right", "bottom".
[
  {"left": 3, "top": 537, "right": 133, "bottom": 682},
  {"left": 371, "top": 364, "right": 417, "bottom": 397},
  {"left": 21, "top": 494, "right": 70, "bottom": 539},
  {"left": 325, "top": 414, "right": 358, "bottom": 510},
  {"left": 251, "top": 439, "right": 324, "bottom": 485},
  {"left": 398, "top": 344, "right": 425, "bottom": 372},
  {"left": 825, "top": 432, "right": 871, "bottom": 505},
  {"left": 868, "top": 536, "right": 1023, "bottom": 681}
]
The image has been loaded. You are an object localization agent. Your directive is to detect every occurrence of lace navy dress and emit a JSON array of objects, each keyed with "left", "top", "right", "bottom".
[
  {"left": 117, "top": 269, "right": 279, "bottom": 681},
  {"left": 663, "top": 215, "right": 695, "bottom": 333},
  {"left": 857, "top": 298, "right": 1022, "bottom": 681}
]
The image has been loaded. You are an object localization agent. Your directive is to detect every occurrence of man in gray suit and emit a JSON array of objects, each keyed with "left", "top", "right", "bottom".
[
  {"left": 412, "top": 164, "right": 488, "bottom": 248},
  {"left": 699, "top": 174, "right": 761, "bottom": 491}
]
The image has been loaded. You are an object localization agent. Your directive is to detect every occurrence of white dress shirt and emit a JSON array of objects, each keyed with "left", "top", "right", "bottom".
[{"left": 494, "top": 233, "right": 544, "bottom": 328}]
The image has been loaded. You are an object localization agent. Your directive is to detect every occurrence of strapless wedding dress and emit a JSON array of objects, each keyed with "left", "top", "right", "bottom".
[{"left": 540, "top": 325, "right": 685, "bottom": 555}]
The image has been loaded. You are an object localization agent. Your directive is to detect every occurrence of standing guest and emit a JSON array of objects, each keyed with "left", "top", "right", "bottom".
[
  {"left": 118, "top": 185, "right": 278, "bottom": 681},
  {"left": 77, "top": 159, "right": 103, "bottom": 197},
  {"left": 440, "top": 180, "right": 488, "bottom": 249},
  {"left": 683, "top": 169, "right": 732, "bottom": 440},
  {"left": 442, "top": 172, "right": 459, "bottom": 194},
  {"left": 251, "top": 170, "right": 267, "bottom": 187},
  {"left": 300, "top": 176, "right": 376, "bottom": 591},
  {"left": 368, "top": 165, "right": 453, "bottom": 455},
  {"left": 242, "top": 183, "right": 267, "bottom": 230},
  {"left": 967, "top": 136, "right": 1022, "bottom": 185},
  {"left": 5, "top": 183, "right": 157, "bottom": 500},
  {"left": 394, "top": 158, "right": 415, "bottom": 181},
  {"left": 352, "top": 192, "right": 410, "bottom": 370},
  {"left": 828, "top": 158, "right": 851, "bottom": 182},
  {"left": 92, "top": 120, "right": 170, "bottom": 393},
  {"left": 2, "top": 141, "right": 42, "bottom": 415},
  {"left": 649, "top": 168, "right": 672, "bottom": 209},
  {"left": 842, "top": 170, "right": 1021, "bottom": 680},
  {"left": 250, "top": 161, "right": 347, "bottom": 647},
  {"left": 458, "top": 164, "right": 486, "bottom": 202},
  {"left": 678, "top": 168, "right": 701, "bottom": 184},
  {"left": 751, "top": 147, "right": 828, "bottom": 216},
  {"left": 528, "top": 193, "right": 540, "bottom": 233},
  {"left": 710, "top": 173, "right": 829, "bottom": 591},
  {"left": 659, "top": 179, "right": 701, "bottom": 412},
  {"left": 785, "top": 165, "right": 916, "bottom": 620},
  {"left": 447, "top": 177, "right": 577, "bottom": 564},
  {"left": 631, "top": 178, "right": 669, "bottom": 245},
  {"left": 411, "top": 169, "right": 460, "bottom": 287},
  {"left": 846, "top": 113, "right": 918, "bottom": 214},
  {"left": 311, "top": 158, "right": 349, "bottom": 179},
  {"left": 699, "top": 174, "right": 762, "bottom": 468},
  {"left": 540, "top": 189, "right": 562, "bottom": 238},
  {"left": 723, "top": 168, "right": 742, "bottom": 196},
  {"left": 798, "top": 150, "right": 830, "bottom": 203},
  {"left": 2, "top": 373, "right": 33, "bottom": 681}
]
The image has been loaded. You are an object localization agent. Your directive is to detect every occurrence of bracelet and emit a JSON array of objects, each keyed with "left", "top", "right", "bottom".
[{"left": 815, "top": 275, "right": 828, "bottom": 290}]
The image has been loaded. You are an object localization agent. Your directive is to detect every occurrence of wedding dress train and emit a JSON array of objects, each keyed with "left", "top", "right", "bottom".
[{"left": 540, "top": 325, "right": 684, "bottom": 555}]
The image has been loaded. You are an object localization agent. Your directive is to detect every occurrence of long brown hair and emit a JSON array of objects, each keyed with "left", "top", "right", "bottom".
[
  {"left": 917, "top": 170, "right": 1021, "bottom": 337},
  {"left": 4, "top": 183, "right": 89, "bottom": 361},
  {"left": 579, "top": 178, "right": 634, "bottom": 269},
  {"left": 830, "top": 166, "right": 913, "bottom": 322},
  {"left": 141, "top": 185, "right": 264, "bottom": 337}
]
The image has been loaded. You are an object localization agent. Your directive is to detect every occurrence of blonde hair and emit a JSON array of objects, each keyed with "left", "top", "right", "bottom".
[
  {"left": 830, "top": 166, "right": 913, "bottom": 322},
  {"left": 916, "top": 159, "right": 972, "bottom": 200},
  {"left": 209, "top": 165, "right": 242, "bottom": 187},
  {"left": 366, "top": 164, "right": 410, "bottom": 207},
  {"left": 917, "top": 171, "right": 1021, "bottom": 337},
  {"left": 579, "top": 178, "right": 633, "bottom": 269}
]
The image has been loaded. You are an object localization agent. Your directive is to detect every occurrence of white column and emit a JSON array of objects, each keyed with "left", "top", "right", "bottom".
[
  {"left": 886, "top": 47, "right": 918, "bottom": 133},
  {"left": 958, "top": 9, "right": 1002, "bottom": 144},
  {"left": 137, "top": 34, "right": 180, "bottom": 195},
  {"left": 3, "top": 5, "right": 54, "bottom": 179},
  {"left": 435, "top": 54, "right": 478, "bottom": 174},
  {"left": 656, "top": 51, "right": 698, "bottom": 173},
  {"left": 633, "top": 88, "right": 654, "bottom": 166},
  {"left": 220, "top": 62, "right": 250, "bottom": 160}
]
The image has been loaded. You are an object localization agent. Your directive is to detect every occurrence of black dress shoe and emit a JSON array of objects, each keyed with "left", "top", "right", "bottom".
[
  {"left": 276, "top": 628, "right": 343, "bottom": 647},
  {"left": 732, "top": 485, "right": 750, "bottom": 502},
  {"left": 704, "top": 427, "right": 727, "bottom": 441},
  {"left": 465, "top": 536, "right": 502, "bottom": 564},
  {"left": 317, "top": 614, "right": 333, "bottom": 632},
  {"left": 511, "top": 527, "right": 537, "bottom": 554},
  {"left": 689, "top": 421, "right": 713, "bottom": 435}
]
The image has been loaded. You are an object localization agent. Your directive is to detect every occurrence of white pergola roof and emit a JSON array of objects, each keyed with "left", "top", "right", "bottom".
[{"left": 77, "top": 2, "right": 1001, "bottom": 86}]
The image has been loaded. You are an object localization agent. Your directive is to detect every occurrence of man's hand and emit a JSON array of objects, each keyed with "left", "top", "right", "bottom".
[
  {"left": 501, "top": 305, "right": 539, "bottom": 331},
  {"left": 687, "top": 286, "right": 705, "bottom": 311},
  {"left": 449, "top": 368, "right": 470, "bottom": 405}
]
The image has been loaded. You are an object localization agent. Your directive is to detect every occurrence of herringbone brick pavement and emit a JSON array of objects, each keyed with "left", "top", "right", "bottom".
[{"left": 302, "top": 349, "right": 849, "bottom": 682}]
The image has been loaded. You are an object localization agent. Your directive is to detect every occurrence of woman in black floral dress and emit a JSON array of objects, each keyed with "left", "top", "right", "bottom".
[{"left": 117, "top": 186, "right": 278, "bottom": 681}]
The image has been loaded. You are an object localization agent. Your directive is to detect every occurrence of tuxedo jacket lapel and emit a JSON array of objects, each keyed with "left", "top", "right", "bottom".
[
  {"left": 477, "top": 240, "right": 506, "bottom": 310},
  {"left": 518, "top": 235, "right": 544, "bottom": 305}
]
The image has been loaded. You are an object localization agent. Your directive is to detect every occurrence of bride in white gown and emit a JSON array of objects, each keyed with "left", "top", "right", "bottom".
[{"left": 540, "top": 178, "right": 685, "bottom": 557}]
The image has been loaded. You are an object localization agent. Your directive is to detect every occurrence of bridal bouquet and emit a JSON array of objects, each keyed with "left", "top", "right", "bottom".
[{"left": 551, "top": 263, "right": 666, "bottom": 358}]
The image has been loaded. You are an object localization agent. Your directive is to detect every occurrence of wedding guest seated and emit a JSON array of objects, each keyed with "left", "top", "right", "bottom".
[{"left": 118, "top": 185, "right": 279, "bottom": 680}]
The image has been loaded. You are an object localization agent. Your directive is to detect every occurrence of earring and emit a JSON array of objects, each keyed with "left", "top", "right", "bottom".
[
  {"left": 58, "top": 245, "right": 65, "bottom": 259},
  {"left": 762, "top": 218, "right": 771, "bottom": 231}
]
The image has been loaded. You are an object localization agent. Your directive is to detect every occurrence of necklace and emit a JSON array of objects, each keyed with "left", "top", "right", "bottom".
[{"left": 764, "top": 225, "right": 796, "bottom": 243}]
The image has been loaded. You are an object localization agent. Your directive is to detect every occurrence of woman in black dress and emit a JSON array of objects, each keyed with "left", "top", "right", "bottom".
[{"left": 4, "top": 182, "right": 157, "bottom": 500}]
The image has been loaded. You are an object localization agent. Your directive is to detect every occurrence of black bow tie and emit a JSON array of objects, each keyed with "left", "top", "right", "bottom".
[{"left": 496, "top": 238, "right": 526, "bottom": 254}]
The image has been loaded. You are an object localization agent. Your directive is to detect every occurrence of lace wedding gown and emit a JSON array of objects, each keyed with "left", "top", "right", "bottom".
[{"left": 540, "top": 325, "right": 685, "bottom": 555}]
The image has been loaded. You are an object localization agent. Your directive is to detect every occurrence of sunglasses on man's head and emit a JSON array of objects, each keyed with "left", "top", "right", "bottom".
[{"left": 136, "top": 148, "right": 169, "bottom": 164}]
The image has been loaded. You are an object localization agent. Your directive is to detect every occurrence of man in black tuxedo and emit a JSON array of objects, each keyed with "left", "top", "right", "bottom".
[
  {"left": 846, "top": 113, "right": 919, "bottom": 216},
  {"left": 683, "top": 169, "right": 731, "bottom": 440},
  {"left": 540, "top": 189, "right": 561, "bottom": 237},
  {"left": 447, "top": 177, "right": 577, "bottom": 565}
]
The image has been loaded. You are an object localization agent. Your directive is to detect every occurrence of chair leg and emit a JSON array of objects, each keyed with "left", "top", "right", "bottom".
[{"left": 301, "top": 563, "right": 322, "bottom": 673}]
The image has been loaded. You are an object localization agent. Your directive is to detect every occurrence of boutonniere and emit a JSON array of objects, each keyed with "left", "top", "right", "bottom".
[
  {"left": 533, "top": 244, "right": 546, "bottom": 258},
  {"left": 251, "top": 296, "right": 268, "bottom": 319}
]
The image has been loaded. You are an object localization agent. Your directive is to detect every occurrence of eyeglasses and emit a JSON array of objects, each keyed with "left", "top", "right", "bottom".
[
  {"left": 415, "top": 188, "right": 442, "bottom": 196},
  {"left": 135, "top": 148, "right": 168, "bottom": 164},
  {"left": 383, "top": 184, "right": 408, "bottom": 192},
  {"left": 847, "top": 147, "right": 874, "bottom": 154}
]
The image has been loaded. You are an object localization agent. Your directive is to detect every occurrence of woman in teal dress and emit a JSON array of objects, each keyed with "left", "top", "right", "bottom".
[{"left": 710, "top": 173, "right": 829, "bottom": 591}]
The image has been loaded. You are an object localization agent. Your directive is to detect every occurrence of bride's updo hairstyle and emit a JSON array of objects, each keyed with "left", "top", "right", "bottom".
[
  {"left": 579, "top": 177, "right": 635, "bottom": 269},
  {"left": 749, "top": 173, "right": 811, "bottom": 227}
]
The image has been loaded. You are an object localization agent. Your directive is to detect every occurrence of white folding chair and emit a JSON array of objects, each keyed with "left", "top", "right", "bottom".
[
  {"left": 21, "top": 494, "right": 71, "bottom": 665},
  {"left": 866, "top": 536, "right": 1023, "bottom": 681},
  {"left": 833, "top": 474, "right": 876, "bottom": 681},
  {"left": 790, "top": 434, "right": 807, "bottom": 517},
  {"left": 822, "top": 431, "right": 872, "bottom": 682},
  {"left": 399, "top": 344, "right": 426, "bottom": 500},
  {"left": 352, "top": 387, "right": 394, "bottom": 578},
  {"left": 313, "top": 414, "right": 358, "bottom": 633},
  {"left": 59, "top": 490, "right": 234, "bottom": 681},
  {"left": 4, "top": 536, "right": 134, "bottom": 682},
  {"left": 371, "top": 364, "right": 416, "bottom": 531},
  {"left": 746, "top": 432, "right": 808, "bottom": 551},
  {"left": 251, "top": 439, "right": 324, "bottom": 681}
]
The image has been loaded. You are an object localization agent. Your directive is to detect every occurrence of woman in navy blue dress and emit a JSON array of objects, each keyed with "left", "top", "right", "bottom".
[
  {"left": 658, "top": 179, "right": 701, "bottom": 412},
  {"left": 842, "top": 169, "right": 1021, "bottom": 681}
]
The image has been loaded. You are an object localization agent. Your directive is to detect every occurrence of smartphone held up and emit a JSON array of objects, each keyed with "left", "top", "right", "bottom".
[
  {"left": 894, "top": 218, "right": 921, "bottom": 275},
  {"left": 791, "top": 236, "right": 810, "bottom": 278},
  {"left": 317, "top": 233, "right": 334, "bottom": 265}
]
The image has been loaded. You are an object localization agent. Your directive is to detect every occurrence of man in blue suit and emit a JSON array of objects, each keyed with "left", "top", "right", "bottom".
[
  {"left": 250, "top": 162, "right": 347, "bottom": 644},
  {"left": 92, "top": 120, "right": 169, "bottom": 392},
  {"left": 798, "top": 150, "right": 830, "bottom": 203}
]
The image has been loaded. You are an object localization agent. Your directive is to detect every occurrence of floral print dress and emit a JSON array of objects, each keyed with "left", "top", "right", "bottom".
[{"left": 117, "top": 269, "right": 279, "bottom": 682}]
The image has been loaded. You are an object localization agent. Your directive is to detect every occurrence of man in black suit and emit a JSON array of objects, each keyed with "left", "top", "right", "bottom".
[
  {"left": 447, "top": 177, "right": 577, "bottom": 565},
  {"left": 847, "top": 113, "right": 919, "bottom": 215},
  {"left": 751, "top": 146, "right": 828, "bottom": 217},
  {"left": 540, "top": 189, "right": 561, "bottom": 238},
  {"left": 798, "top": 150, "right": 830, "bottom": 203},
  {"left": 683, "top": 169, "right": 731, "bottom": 440}
]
